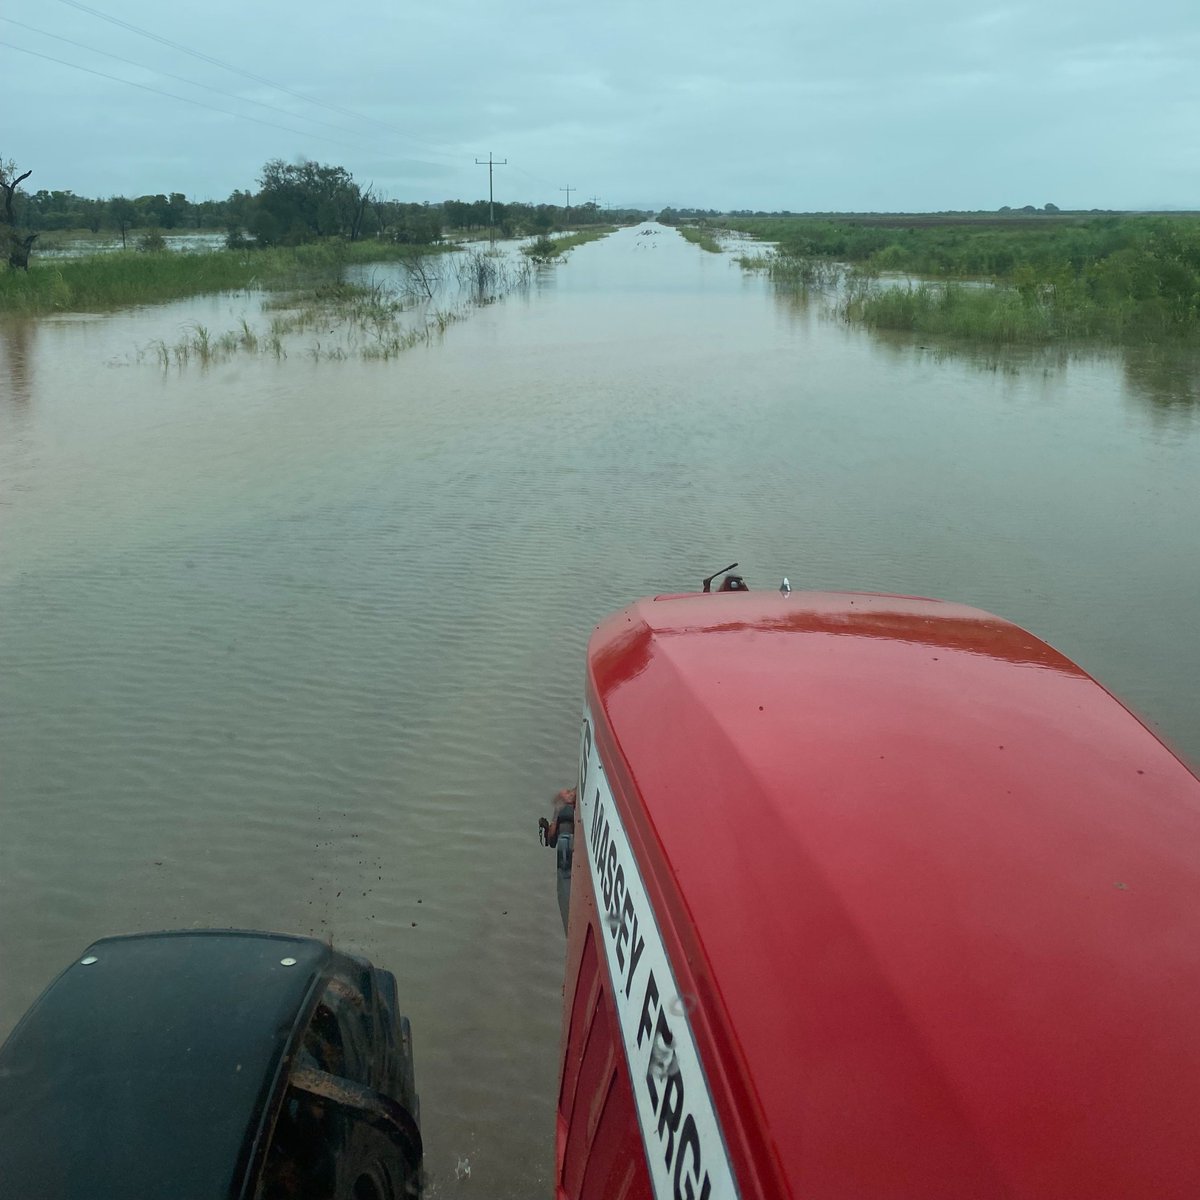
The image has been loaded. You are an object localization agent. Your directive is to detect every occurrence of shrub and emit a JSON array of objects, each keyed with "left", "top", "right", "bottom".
[{"left": 137, "top": 229, "right": 167, "bottom": 253}]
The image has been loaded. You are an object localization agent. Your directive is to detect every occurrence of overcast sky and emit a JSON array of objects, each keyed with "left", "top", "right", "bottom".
[{"left": 4, "top": 0, "right": 1198, "bottom": 211}]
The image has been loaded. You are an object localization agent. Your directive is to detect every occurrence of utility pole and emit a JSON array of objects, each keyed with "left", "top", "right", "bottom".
[
  {"left": 560, "top": 185, "right": 574, "bottom": 225},
  {"left": 475, "top": 152, "right": 507, "bottom": 241}
]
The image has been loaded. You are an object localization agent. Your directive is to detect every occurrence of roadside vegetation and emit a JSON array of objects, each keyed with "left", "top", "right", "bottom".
[
  {"left": 2, "top": 152, "right": 644, "bottom": 268},
  {"left": 143, "top": 283, "right": 462, "bottom": 367},
  {"left": 676, "top": 225, "right": 724, "bottom": 253},
  {"left": 1, "top": 151, "right": 636, "bottom": 314},
  {"left": 522, "top": 226, "right": 617, "bottom": 261},
  {"left": 730, "top": 213, "right": 1200, "bottom": 344},
  {"left": 135, "top": 249, "right": 531, "bottom": 369},
  {"left": 0, "top": 240, "right": 457, "bottom": 315}
]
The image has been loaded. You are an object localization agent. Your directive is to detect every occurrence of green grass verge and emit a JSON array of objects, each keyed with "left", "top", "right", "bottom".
[
  {"left": 522, "top": 226, "right": 617, "bottom": 260},
  {"left": 0, "top": 239, "right": 455, "bottom": 315}
]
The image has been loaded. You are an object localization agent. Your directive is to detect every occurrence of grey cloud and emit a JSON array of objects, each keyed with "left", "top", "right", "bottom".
[{"left": 4, "top": 0, "right": 1196, "bottom": 210}]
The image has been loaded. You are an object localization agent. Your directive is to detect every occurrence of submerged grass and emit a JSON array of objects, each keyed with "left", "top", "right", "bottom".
[
  {"left": 137, "top": 250, "right": 526, "bottom": 369},
  {"left": 0, "top": 239, "right": 457, "bottom": 315},
  {"left": 454, "top": 250, "right": 532, "bottom": 302},
  {"left": 737, "top": 253, "right": 844, "bottom": 288}
]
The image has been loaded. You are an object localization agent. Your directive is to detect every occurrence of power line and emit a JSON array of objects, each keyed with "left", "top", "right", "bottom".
[
  {"left": 560, "top": 185, "right": 574, "bottom": 221},
  {"left": 0, "top": 40, "right": 375, "bottom": 154},
  {"left": 51, "top": 0, "right": 369, "bottom": 124},
  {"left": 11, "top": 7, "right": 580, "bottom": 201},
  {"left": 2, "top": 16, "right": 368, "bottom": 143},
  {"left": 51, "top": 0, "right": 463, "bottom": 163},
  {"left": 509, "top": 163, "right": 559, "bottom": 192}
]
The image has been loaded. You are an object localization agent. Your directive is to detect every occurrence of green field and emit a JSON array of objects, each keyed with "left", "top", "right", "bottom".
[{"left": 727, "top": 213, "right": 1200, "bottom": 343}]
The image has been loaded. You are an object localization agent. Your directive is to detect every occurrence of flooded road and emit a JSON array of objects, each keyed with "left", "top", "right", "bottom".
[{"left": 2, "top": 223, "right": 1199, "bottom": 1196}]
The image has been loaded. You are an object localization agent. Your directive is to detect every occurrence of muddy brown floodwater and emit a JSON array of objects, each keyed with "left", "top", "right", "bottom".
[{"left": 2, "top": 223, "right": 1199, "bottom": 1196}]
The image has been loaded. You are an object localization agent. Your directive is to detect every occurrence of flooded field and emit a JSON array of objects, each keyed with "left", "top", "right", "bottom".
[
  {"left": 36, "top": 230, "right": 230, "bottom": 258},
  {"left": 2, "top": 223, "right": 1199, "bottom": 1196}
]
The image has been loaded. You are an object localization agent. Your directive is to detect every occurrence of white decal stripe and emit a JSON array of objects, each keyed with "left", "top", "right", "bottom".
[{"left": 578, "top": 709, "right": 739, "bottom": 1200}]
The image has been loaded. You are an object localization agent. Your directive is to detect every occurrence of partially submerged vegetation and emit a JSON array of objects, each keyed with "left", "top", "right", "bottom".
[
  {"left": 842, "top": 280, "right": 1078, "bottom": 343},
  {"left": 143, "top": 285, "right": 464, "bottom": 367},
  {"left": 452, "top": 248, "right": 532, "bottom": 305},
  {"left": 0, "top": 240, "right": 456, "bottom": 315},
  {"left": 731, "top": 214, "right": 1200, "bottom": 344},
  {"left": 3, "top": 153, "right": 644, "bottom": 267},
  {"left": 1, "top": 152, "right": 637, "bottom": 315},
  {"left": 11, "top": 149, "right": 1197, "bottom": 350},
  {"left": 137, "top": 250, "right": 530, "bottom": 369},
  {"left": 676, "top": 225, "right": 723, "bottom": 253},
  {"left": 736, "top": 253, "right": 841, "bottom": 288},
  {"left": 522, "top": 225, "right": 617, "bottom": 261}
]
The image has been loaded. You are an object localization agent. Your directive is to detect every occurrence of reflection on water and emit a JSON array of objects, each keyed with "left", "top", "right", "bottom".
[
  {"left": 0, "top": 319, "right": 36, "bottom": 408},
  {"left": 756, "top": 270, "right": 1200, "bottom": 424},
  {"left": 1122, "top": 345, "right": 1200, "bottom": 417},
  {"left": 904, "top": 337, "right": 1200, "bottom": 426},
  {"left": 1, "top": 224, "right": 1199, "bottom": 1198},
  {"left": 866, "top": 327, "right": 1075, "bottom": 374}
]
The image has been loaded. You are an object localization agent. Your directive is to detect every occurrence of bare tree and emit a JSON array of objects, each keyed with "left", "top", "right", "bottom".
[
  {"left": 1, "top": 159, "right": 38, "bottom": 271},
  {"left": 371, "top": 194, "right": 389, "bottom": 235},
  {"left": 405, "top": 254, "right": 440, "bottom": 302}
]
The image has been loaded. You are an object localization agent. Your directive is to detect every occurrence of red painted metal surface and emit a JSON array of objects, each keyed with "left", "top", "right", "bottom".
[
  {"left": 556, "top": 916, "right": 654, "bottom": 1200},
  {"left": 559, "top": 589, "right": 1200, "bottom": 1199}
]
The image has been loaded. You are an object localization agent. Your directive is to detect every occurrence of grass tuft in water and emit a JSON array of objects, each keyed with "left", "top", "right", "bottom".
[
  {"left": 738, "top": 253, "right": 843, "bottom": 289},
  {"left": 455, "top": 251, "right": 532, "bottom": 303}
]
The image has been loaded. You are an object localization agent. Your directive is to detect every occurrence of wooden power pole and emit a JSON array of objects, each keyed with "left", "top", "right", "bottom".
[{"left": 475, "top": 152, "right": 507, "bottom": 240}]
